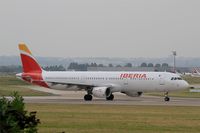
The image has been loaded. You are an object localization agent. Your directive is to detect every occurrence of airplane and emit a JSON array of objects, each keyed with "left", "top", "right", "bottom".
[
  {"left": 16, "top": 43, "right": 189, "bottom": 101},
  {"left": 191, "top": 68, "right": 200, "bottom": 77}
]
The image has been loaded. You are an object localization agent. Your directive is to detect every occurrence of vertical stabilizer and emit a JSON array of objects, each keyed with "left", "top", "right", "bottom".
[{"left": 18, "top": 43, "right": 42, "bottom": 73}]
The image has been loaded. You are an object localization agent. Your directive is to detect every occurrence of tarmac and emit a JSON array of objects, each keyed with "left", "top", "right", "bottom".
[{"left": 22, "top": 87, "right": 200, "bottom": 106}]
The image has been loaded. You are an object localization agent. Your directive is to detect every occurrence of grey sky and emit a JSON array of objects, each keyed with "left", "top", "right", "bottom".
[{"left": 0, "top": 0, "right": 200, "bottom": 58}]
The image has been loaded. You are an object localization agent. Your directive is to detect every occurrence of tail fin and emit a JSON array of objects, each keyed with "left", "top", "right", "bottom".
[
  {"left": 18, "top": 43, "right": 42, "bottom": 73},
  {"left": 194, "top": 68, "right": 200, "bottom": 74}
]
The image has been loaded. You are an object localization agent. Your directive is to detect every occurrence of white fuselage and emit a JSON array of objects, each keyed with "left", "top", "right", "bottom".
[
  {"left": 42, "top": 71, "right": 189, "bottom": 93},
  {"left": 17, "top": 43, "right": 189, "bottom": 101}
]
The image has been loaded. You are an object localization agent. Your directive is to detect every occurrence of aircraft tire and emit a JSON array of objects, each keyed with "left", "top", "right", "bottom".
[
  {"left": 106, "top": 94, "right": 114, "bottom": 101},
  {"left": 164, "top": 97, "right": 170, "bottom": 102},
  {"left": 84, "top": 94, "right": 93, "bottom": 101}
]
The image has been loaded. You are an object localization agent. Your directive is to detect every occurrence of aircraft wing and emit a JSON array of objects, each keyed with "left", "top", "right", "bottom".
[{"left": 46, "top": 81, "right": 113, "bottom": 90}]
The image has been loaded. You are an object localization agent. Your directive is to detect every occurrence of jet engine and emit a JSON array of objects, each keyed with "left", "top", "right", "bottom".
[
  {"left": 123, "top": 91, "right": 143, "bottom": 97},
  {"left": 92, "top": 87, "right": 111, "bottom": 98}
]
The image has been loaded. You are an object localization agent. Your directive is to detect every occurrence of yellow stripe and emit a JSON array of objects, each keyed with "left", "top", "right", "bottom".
[{"left": 18, "top": 43, "right": 32, "bottom": 55}]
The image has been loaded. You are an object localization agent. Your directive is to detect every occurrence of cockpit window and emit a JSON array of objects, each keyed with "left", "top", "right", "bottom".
[
  {"left": 171, "top": 77, "right": 182, "bottom": 80},
  {"left": 178, "top": 77, "right": 182, "bottom": 80}
]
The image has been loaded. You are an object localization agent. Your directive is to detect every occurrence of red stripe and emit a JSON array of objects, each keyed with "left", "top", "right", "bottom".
[
  {"left": 20, "top": 54, "right": 42, "bottom": 73},
  {"left": 20, "top": 54, "right": 49, "bottom": 88}
]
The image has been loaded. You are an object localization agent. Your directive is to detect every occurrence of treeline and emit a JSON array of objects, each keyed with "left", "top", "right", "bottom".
[
  {"left": 140, "top": 63, "right": 169, "bottom": 67},
  {"left": 0, "top": 65, "right": 66, "bottom": 73},
  {"left": 67, "top": 62, "right": 132, "bottom": 71},
  {"left": 68, "top": 62, "right": 104, "bottom": 71},
  {"left": 0, "top": 65, "right": 22, "bottom": 73},
  {"left": 0, "top": 62, "right": 170, "bottom": 73},
  {"left": 67, "top": 62, "right": 170, "bottom": 71},
  {"left": 42, "top": 65, "right": 66, "bottom": 71}
]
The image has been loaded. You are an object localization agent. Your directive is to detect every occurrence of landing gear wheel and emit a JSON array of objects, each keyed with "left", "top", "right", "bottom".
[
  {"left": 84, "top": 94, "right": 92, "bottom": 101},
  {"left": 164, "top": 96, "right": 170, "bottom": 101},
  {"left": 164, "top": 92, "right": 170, "bottom": 102},
  {"left": 106, "top": 94, "right": 114, "bottom": 101}
]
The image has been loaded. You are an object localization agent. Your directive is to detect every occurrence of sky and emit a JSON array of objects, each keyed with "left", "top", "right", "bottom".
[{"left": 0, "top": 0, "right": 200, "bottom": 58}]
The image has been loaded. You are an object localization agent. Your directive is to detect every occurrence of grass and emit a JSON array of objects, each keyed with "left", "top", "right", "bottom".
[
  {"left": 1, "top": 75, "right": 200, "bottom": 132},
  {"left": 0, "top": 75, "right": 51, "bottom": 96},
  {"left": 147, "top": 89, "right": 200, "bottom": 98},
  {"left": 0, "top": 75, "right": 29, "bottom": 86},
  {"left": 26, "top": 104, "right": 200, "bottom": 133},
  {"left": 182, "top": 75, "right": 200, "bottom": 85}
]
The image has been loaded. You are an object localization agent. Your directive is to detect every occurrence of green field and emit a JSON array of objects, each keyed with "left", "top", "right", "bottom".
[
  {"left": 147, "top": 89, "right": 200, "bottom": 98},
  {"left": 0, "top": 75, "right": 51, "bottom": 96},
  {"left": 1, "top": 75, "right": 200, "bottom": 133},
  {"left": 183, "top": 75, "right": 200, "bottom": 85},
  {"left": 26, "top": 104, "right": 200, "bottom": 133}
]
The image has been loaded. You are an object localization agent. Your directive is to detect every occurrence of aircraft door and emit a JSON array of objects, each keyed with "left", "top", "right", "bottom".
[
  {"left": 123, "top": 78, "right": 129, "bottom": 90},
  {"left": 159, "top": 74, "right": 165, "bottom": 86},
  {"left": 124, "top": 79, "right": 128, "bottom": 86}
]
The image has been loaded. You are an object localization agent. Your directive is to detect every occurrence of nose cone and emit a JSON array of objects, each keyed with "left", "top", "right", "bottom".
[{"left": 181, "top": 80, "right": 189, "bottom": 89}]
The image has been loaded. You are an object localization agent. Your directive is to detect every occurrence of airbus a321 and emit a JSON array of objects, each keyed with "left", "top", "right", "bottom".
[{"left": 16, "top": 43, "right": 189, "bottom": 101}]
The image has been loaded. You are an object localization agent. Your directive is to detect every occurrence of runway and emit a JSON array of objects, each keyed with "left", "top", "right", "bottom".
[
  {"left": 18, "top": 86, "right": 200, "bottom": 106},
  {"left": 23, "top": 92, "right": 200, "bottom": 106}
]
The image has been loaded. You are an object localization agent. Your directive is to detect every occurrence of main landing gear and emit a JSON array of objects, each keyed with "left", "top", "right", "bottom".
[
  {"left": 84, "top": 89, "right": 93, "bottom": 101},
  {"left": 84, "top": 94, "right": 93, "bottom": 101},
  {"left": 106, "top": 94, "right": 114, "bottom": 101},
  {"left": 164, "top": 92, "right": 170, "bottom": 101},
  {"left": 84, "top": 94, "right": 114, "bottom": 101}
]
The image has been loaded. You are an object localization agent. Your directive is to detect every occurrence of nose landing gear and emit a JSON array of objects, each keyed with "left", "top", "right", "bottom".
[{"left": 164, "top": 92, "right": 170, "bottom": 101}]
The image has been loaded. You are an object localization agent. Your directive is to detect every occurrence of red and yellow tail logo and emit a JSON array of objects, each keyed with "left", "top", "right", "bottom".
[
  {"left": 18, "top": 43, "right": 49, "bottom": 88},
  {"left": 19, "top": 43, "right": 42, "bottom": 73}
]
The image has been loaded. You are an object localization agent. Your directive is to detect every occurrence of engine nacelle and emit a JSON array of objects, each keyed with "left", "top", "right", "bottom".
[
  {"left": 92, "top": 87, "right": 111, "bottom": 98},
  {"left": 123, "top": 91, "right": 143, "bottom": 97}
]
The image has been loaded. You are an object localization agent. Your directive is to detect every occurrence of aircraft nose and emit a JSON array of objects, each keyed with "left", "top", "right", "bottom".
[{"left": 182, "top": 81, "right": 189, "bottom": 89}]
